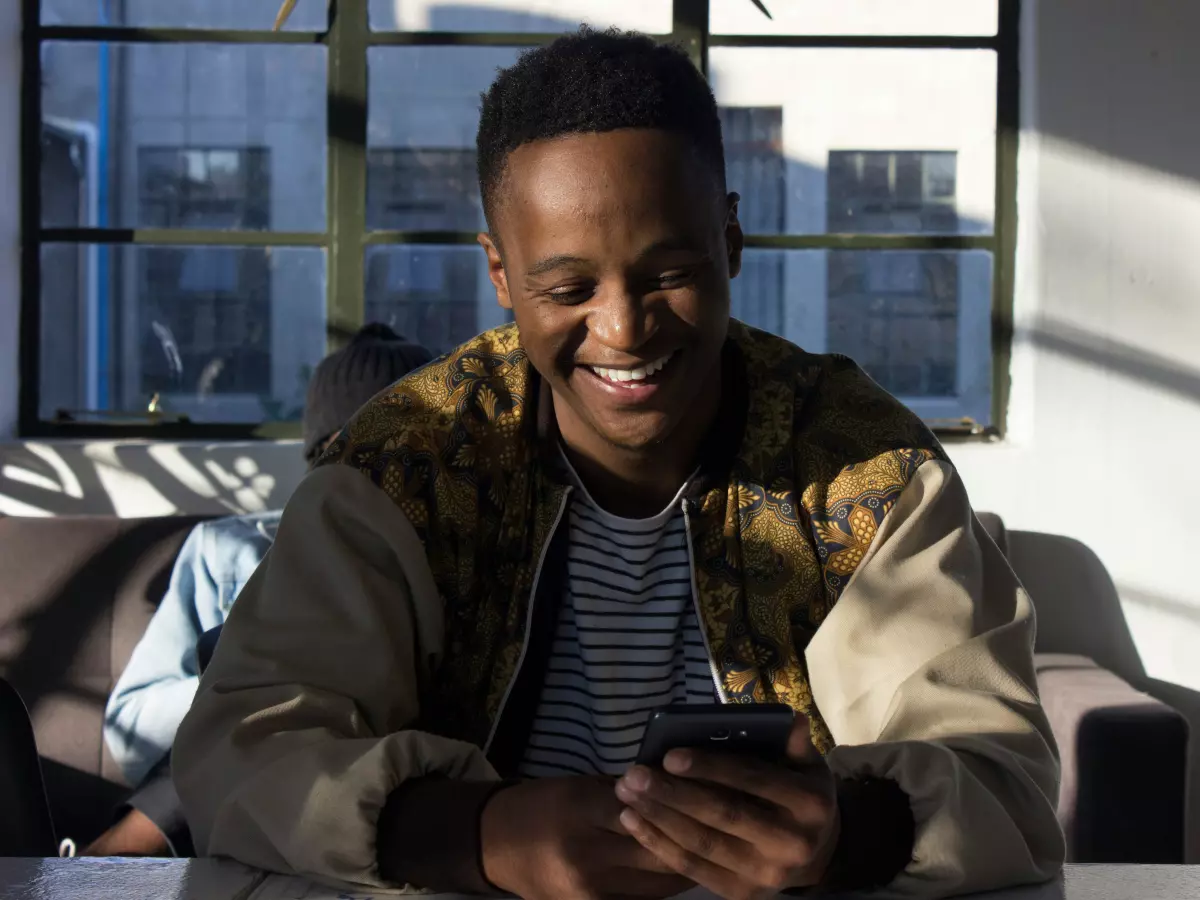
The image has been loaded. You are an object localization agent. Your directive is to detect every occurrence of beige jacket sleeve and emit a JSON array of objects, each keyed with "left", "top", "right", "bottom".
[
  {"left": 807, "top": 459, "right": 1065, "bottom": 898},
  {"left": 172, "top": 465, "right": 499, "bottom": 891}
]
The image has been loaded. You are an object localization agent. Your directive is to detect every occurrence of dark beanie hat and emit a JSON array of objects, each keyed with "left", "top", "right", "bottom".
[{"left": 302, "top": 323, "right": 434, "bottom": 461}]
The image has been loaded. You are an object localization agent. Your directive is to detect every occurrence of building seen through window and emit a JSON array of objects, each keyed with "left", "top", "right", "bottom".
[
  {"left": 722, "top": 107, "right": 786, "bottom": 337},
  {"left": 365, "top": 148, "right": 487, "bottom": 355},
  {"left": 826, "top": 151, "right": 960, "bottom": 398},
  {"left": 138, "top": 148, "right": 273, "bottom": 405}
]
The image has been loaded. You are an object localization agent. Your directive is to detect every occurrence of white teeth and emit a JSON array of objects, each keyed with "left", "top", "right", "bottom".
[{"left": 590, "top": 353, "right": 673, "bottom": 386}]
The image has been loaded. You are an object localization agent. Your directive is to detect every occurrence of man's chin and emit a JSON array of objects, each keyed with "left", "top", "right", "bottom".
[{"left": 594, "top": 416, "right": 677, "bottom": 453}]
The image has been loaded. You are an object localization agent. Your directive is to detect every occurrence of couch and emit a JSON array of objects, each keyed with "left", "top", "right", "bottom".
[{"left": 0, "top": 512, "right": 1189, "bottom": 861}]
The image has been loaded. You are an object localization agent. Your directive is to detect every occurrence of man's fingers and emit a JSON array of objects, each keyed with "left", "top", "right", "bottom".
[
  {"left": 786, "top": 713, "right": 821, "bottom": 763},
  {"left": 620, "top": 808, "right": 771, "bottom": 900},
  {"left": 617, "top": 765, "right": 783, "bottom": 848},
  {"left": 577, "top": 776, "right": 640, "bottom": 835},
  {"left": 620, "top": 792, "right": 762, "bottom": 879},
  {"left": 618, "top": 768, "right": 825, "bottom": 874},
  {"left": 655, "top": 749, "right": 835, "bottom": 829}
]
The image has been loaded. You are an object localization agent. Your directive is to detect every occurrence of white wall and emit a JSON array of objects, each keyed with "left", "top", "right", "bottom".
[{"left": 950, "top": 0, "right": 1200, "bottom": 693}]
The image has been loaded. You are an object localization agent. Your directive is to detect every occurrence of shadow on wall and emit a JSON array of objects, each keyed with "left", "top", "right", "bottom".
[
  {"left": 0, "top": 441, "right": 306, "bottom": 517},
  {"left": 1012, "top": 0, "right": 1200, "bottom": 404},
  {"left": 1035, "top": 0, "right": 1200, "bottom": 196},
  {"left": 1022, "top": 318, "right": 1200, "bottom": 406}
]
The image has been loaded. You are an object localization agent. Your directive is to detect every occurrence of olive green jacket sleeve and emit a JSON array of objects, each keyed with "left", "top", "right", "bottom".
[
  {"left": 807, "top": 459, "right": 1065, "bottom": 897},
  {"left": 172, "top": 465, "right": 499, "bottom": 892}
]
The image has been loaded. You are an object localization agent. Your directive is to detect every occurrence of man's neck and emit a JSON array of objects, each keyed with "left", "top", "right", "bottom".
[
  {"left": 559, "top": 441, "right": 691, "bottom": 519},
  {"left": 551, "top": 385, "right": 720, "bottom": 519}
]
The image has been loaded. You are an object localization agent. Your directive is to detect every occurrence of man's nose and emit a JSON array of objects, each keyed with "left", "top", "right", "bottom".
[{"left": 587, "top": 288, "right": 656, "bottom": 353}]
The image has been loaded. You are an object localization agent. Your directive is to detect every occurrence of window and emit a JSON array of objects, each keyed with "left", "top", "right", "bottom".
[
  {"left": 827, "top": 151, "right": 959, "bottom": 235},
  {"left": 24, "top": 0, "right": 1017, "bottom": 438}
]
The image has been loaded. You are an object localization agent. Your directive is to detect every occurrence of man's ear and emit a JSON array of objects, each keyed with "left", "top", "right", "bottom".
[
  {"left": 477, "top": 233, "right": 512, "bottom": 310},
  {"left": 725, "top": 192, "right": 744, "bottom": 280}
]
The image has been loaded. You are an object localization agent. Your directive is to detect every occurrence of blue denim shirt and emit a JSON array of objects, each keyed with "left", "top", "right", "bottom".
[{"left": 104, "top": 511, "right": 280, "bottom": 785}]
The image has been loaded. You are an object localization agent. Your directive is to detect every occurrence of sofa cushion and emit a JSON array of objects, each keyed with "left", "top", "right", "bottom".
[{"left": 1035, "top": 653, "right": 1188, "bottom": 862}]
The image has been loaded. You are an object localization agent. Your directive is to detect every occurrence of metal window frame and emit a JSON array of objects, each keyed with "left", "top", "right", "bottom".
[{"left": 19, "top": 0, "right": 1019, "bottom": 440}]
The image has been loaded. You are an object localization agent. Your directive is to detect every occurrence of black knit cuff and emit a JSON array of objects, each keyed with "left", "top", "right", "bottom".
[
  {"left": 121, "top": 756, "right": 193, "bottom": 857},
  {"left": 818, "top": 776, "right": 915, "bottom": 893},
  {"left": 376, "top": 776, "right": 517, "bottom": 893}
]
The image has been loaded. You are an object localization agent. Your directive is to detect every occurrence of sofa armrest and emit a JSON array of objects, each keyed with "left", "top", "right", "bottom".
[{"left": 1035, "top": 654, "right": 1188, "bottom": 863}]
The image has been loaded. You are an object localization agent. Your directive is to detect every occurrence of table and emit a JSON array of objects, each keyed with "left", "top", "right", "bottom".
[{"left": 0, "top": 859, "right": 1197, "bottom": 900}]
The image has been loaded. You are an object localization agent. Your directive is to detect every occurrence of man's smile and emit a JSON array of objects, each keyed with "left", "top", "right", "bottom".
[
  {"left": 586, "top": 351, "right": 676, "bottom": 386},
  {"left": 576, "top": 351, "right": 681, "bottom": 404}
]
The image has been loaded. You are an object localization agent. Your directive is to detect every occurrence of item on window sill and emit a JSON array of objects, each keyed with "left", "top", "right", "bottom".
[{"left": 52, "top": 407, "right": 193, "bottom": 426}]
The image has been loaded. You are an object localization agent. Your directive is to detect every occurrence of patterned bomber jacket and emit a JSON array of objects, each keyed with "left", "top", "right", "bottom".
[{"left": 323, "top": 319, "right": 945, "bottom": 758}]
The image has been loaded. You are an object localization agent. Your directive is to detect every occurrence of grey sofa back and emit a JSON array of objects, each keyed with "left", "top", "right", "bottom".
[{"left": 0, "top": 515, "right": 210, "bottom": 844}]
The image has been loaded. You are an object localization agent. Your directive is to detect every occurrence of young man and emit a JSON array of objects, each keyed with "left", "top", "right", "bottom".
[
  {"left": 89, "top": 324, "right": 432, "bottom": 858},
  {"left": 174, "top": 29, "right": 1064, "bottom": 900}
]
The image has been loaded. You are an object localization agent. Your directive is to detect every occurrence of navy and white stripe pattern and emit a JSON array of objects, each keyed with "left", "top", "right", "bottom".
[{"left": 519, "top": 460, "right": 718, "bottom": 778}]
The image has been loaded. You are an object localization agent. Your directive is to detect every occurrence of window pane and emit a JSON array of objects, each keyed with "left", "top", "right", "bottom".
[
  {"left": 41, "top": 42, "right": 327, "bottom": 230},
  {"left": 369, "top": 0, "right": 671, "bottom": 33},
  {"left": 709, "top": 0, "right": 997, "bottom": 36},
  {"left": 365, "top": 245, "right": 507, "bottom": 355},
  {"left": 40, "top": 245, "right": 327, "bottom": 424},
  {"left": 827, "top": 151, "right": 961, "bottom": 233},
  {"left": 40, "top": 0, "right": 327, "bottom": 29},
  {"left": 368, "top": 47, "right": 522, "bottom": 231},
  {"left": 711, "top": 50, "right": 996, "bottom": 235},
  {"left": 731, "top": 249, "right": 993, "bottom": 424}
]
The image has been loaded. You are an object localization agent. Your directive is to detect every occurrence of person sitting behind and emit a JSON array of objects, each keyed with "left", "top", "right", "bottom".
[
  {"left": 173, "top": 28, "right": 1064, "bottom": 900},
  {"left": 88, "top": 324, "right": 433, "bottom": 857}
]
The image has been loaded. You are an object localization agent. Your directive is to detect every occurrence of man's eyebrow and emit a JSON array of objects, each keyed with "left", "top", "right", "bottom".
[
  {"left": 525, "top": 240, "right": 708, "bottom": 278},
  {"left": 635, "top": 238, "right": 709, "bottom": 261},
  {"left": 526, "top": 254, "right": 589, "bottom": 278}
]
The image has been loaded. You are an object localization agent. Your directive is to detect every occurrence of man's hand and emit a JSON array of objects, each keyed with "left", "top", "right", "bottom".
[
  {"left": 481, "top": 775, "right": 695, "bottom": 900},
  {"left": 83, "top": 809, "right": 171, "bottom": 857},
  {"left": 615, "top": 715, "right": 839, "bottom": 900}
]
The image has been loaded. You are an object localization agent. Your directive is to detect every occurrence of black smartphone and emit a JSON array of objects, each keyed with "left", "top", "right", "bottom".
[{"left": 635, "top": 703, "right": 794, "bottom": 767}]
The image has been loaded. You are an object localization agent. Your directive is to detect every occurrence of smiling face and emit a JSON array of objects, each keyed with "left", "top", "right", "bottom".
[{"left": 480, "top": 128, "right": 742, "bottom": 466}]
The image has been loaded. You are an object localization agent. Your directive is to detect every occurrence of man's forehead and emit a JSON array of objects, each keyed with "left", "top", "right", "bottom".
[
  {"left": 501, "top": 131, "right": 709, "bottom": 191},
  {"left": 492, "top": 131, "right": 722, "bottom": 227}
]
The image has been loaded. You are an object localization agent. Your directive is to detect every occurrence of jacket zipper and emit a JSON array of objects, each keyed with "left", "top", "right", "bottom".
[
  {"left": 483, "top": 487, "right": 573, "bottom": 755},
  {"left": 681, "top": 499, "right": 728, "bottom": 703}
]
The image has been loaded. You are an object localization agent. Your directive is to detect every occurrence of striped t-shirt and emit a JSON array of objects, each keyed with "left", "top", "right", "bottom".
[{"left": 519, "top": 459, "right": 718, "bottom": 778}]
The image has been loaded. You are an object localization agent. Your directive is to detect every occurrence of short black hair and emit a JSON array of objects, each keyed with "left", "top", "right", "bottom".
[{"left": 476, "top": 27, "right": 726, "bottom": 229}]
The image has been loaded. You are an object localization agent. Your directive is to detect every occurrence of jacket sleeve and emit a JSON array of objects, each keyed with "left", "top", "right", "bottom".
[
  {"left": 806, "top": 459, "right": 1065, "bottom": 898},
  {"left": 172, "top": 465, "right": 499, "bottom": 891},
  {"left": 104, "top": 522, "right": 212, "bottom": 785}
]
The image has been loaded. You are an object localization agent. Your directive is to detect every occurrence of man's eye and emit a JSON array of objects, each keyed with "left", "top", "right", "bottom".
[
  {"left": 546, "top": 286, "right": 594, "bottom": 304},
  {"left": 655, "top": 269, "right": 695, "bottom": 289}
]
